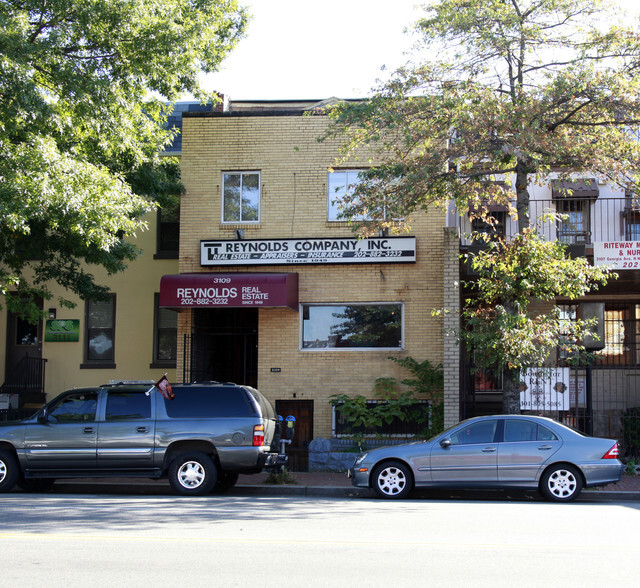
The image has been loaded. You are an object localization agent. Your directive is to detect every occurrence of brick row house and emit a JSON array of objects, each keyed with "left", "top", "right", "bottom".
[{"left": 164, "top": 100, "right": 447, "bottom": 470}]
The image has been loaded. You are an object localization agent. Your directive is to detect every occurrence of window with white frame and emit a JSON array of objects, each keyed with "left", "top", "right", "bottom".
[
  {"left": 302, "top": 303, "right": 403, "bottom": 349},
  {"left": 328, "top": 169, "right": 372, "bottom": 221},
  {"left": 222, "top": 171, "right": 260, "bottom": 223}
]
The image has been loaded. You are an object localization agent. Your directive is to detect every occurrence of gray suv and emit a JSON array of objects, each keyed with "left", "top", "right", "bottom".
[{"left": 0, "top": 381, "right": 281, "bottom": 495}]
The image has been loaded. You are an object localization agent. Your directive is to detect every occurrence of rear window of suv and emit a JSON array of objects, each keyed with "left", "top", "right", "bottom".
[{"left": 164, "top": 386, "right": 258, "bottom": 418}]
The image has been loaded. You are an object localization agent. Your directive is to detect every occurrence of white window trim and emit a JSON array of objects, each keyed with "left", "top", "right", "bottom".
[
  {"left": 327, "top": 169, "right": 370, "bottom": 222},
  {"left": 299, "top": 302, "right": 405, "bottom": 351},
  {"left": 221, "top": 171, "right": 261, "bottom": 224}
]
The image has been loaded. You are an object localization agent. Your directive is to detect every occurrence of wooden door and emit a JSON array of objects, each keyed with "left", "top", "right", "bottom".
[{"left": 275, "top": 399, "right": 313, "bottom": 472}]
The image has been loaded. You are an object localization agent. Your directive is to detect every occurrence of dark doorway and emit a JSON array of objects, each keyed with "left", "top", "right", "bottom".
[
  {"left": 275, "top": 399, "right": 314, "bottom": 472},
  {"left": 188, "top": 309, "right": 258, "bottom": 387},
  {"left": 3, "top": 297, "right": 46, "bottom": 405}
]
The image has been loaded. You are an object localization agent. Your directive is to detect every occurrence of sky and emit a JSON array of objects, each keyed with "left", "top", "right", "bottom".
[
  {"left": 203, "top": 0, "right": 423, "bottom": 100},
  {"left": 203, "top": 0, "right": 640, "bottom": 102}
]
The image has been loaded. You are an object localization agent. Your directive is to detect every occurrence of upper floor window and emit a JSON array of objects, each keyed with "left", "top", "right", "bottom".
[
  {"left": 551, "top": 179, "right": 598, "bottom": 244},
  {"left": 155, "top": 200, "right": 179, "bottom": 259},
  {"left": 83, "top": 295, "right": 116, "bottom": 368},
  {"left": 222, "top": 171, "right": 260, "bottom": 223},
  {"left": 152, "top": 293, "right": 177, "bottom": 368},
  {"left": 624, "top": 192, "right": 640, "bottom": 240},
  {"left": 471, "top": 210, "right": 506, "bottom": 238},
  {"left": 328, "top": 170, "right": 366, "bottom": 221},
  {"left": 556, "top": 199, "right": 591, "bottom": 244},
  {"left": 302, "top": 303, "right": 403, "bottom": 350}
]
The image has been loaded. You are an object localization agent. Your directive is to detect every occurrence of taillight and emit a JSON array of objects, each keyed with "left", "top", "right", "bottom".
[
  {"left": 602, "top": 442, "right": 620, "bottom": 459},
  {"left": 253, "top": 424, "right": 265, "bottom": 447}
]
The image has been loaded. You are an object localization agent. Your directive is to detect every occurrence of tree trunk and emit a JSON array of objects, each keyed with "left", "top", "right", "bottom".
[
  {"left": 515, "top": 158, "right": 531, "bottom": 232},
  {"left": 502, "top": 366, "right": 521, "bottom": 414}
]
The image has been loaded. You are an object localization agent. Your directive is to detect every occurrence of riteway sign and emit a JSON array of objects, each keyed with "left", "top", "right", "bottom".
[
  {"left": 593, "top": 241, "right": 640, "bottom": 269},
  {"left": 200, "top": 236, "right": 417, "bottom": 266}
]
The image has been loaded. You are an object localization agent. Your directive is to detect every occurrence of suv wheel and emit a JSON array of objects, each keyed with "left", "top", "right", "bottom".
[
  {"left": 0, "top": 449, "right": 20, "bottom": 493},
  {"left": 168, "top": 452, "right": 217, "bottom": 496}
]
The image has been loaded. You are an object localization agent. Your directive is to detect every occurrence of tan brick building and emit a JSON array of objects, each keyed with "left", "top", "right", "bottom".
[{"left": 161, "top": 100, "right": 450, "bottom": 468}]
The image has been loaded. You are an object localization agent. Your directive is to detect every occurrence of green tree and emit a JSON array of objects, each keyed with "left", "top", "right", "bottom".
[
  {"left": 1, "top": 0, "right": 247, "bottom": 320},
  {"left": 324, "top": 0, "right": 638, "bottom": 413},
  {"left": 462, "top": 226, "right": 614, "bottom": 413}
]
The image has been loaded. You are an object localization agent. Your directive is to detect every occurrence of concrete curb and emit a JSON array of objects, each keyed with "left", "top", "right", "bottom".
[{"left": 45, "top": 481, "right": 639, "bottom": 501}]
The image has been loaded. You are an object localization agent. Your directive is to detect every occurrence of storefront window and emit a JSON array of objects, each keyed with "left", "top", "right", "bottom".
[{"left": 302, "top": 303, "right": 403, "bottom": 349}]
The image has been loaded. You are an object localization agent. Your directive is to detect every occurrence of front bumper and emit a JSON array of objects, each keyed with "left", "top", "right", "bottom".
[{"left": 348, "top": 466, "right": 371, "bottom": 488}]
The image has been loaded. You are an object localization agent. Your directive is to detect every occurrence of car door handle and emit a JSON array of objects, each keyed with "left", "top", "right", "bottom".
[
  {"left": 83, "top": 427, "right": 95, "bottom": 434},
  {"left": 136, "top": 426, "right": 150, "bottom": 433},
  {"left": 538, "top": 445, "right": 553, "bottom": 450},
  {"left": 482, "top": 446, "right": 497, "bottom": 452}
]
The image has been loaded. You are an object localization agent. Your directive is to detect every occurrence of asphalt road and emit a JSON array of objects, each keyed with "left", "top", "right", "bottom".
[{"left": 1, "top": 493, "right": 639, "bottom": 587}]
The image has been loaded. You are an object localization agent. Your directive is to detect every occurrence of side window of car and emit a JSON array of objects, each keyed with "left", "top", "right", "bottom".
[
  {"left": 106, "top": 392, "right": 152, "bottom": 420},
  {"left": 504, "top": 420, "right": 538, "bottom": 442},
  {"left": 50, "top": 393, "right": 98, "bottom": 422},
  {"left": 450, "top": 420, "right": 498, "bottom": 445},
  {"left": 537, "top": 425, "right": 558, "bottom": 441}
]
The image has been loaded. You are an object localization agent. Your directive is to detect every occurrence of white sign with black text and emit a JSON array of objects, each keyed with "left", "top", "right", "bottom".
[
  {"left": 520, "top": 367, "right": 570, "bottom": 411},
  {"left": 200, "top": 237, "right": 417, "bottom": 266}
]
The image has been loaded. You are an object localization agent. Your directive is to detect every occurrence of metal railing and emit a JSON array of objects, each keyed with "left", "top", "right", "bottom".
[
  {"left": 458, "top": 197, "right": 640, "bottom": 246},
  {"left": 1, "top": 354, "right": 47, "bottom": 395}
]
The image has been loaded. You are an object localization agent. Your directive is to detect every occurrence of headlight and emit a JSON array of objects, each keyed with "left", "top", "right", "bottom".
[{"left": 354, "top": 453, "right": 368, "bottom": 467}]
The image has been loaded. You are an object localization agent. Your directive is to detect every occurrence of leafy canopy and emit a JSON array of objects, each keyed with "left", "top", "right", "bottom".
[
  {"left": 324, "top": 0, "right": 634, "bottom": 413},
  {"left": 0, "top": 0, "right": 247, "bottom": 319},
  {"left": 325, "top": 0, "right": 640, "bottom": 233},
  {"left": 461, "top": 225, "right": 614, "bottom": 372}
]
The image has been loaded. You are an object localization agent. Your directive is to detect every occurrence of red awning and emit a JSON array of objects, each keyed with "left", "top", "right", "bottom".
[{"left": 159, "top": 273, "right": 298, "bottom": 310}]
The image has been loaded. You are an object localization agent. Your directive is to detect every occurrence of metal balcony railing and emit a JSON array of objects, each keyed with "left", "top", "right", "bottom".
[{"left": 457, "top": 197, "right": 640, "bottom": 247}]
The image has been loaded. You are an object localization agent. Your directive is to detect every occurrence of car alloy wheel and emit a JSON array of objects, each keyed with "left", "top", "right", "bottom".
[
  {"left": 372, "top": 460, "right": 413, "bottom": 499},
  {"left": 541, "top": 464, "right": 583, "bottom": 502}
]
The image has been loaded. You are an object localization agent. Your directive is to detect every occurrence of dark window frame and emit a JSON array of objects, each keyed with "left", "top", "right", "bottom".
[
  {"left": 150, "top": 293, "right": 177, "bottom": 369},
  {"left": 154, "top": 205, "right": 179, "bottom": 259},
  {"left": 81, "top": 294, "right": 116, "bottom": 369}
]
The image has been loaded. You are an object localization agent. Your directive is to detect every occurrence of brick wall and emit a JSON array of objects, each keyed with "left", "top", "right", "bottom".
[{"left": 179, "top": 111, "right": 447, "bottom": 438}]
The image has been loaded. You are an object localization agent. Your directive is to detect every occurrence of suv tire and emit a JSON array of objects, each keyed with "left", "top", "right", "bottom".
[
  {"left": 0, "top": 449, "right": 19, "bottom": 493},
  {"left": 168, "top": 451, "right": 217, "bottom": 496}
]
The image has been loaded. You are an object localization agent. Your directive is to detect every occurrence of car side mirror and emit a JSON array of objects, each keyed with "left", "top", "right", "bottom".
[
  {"left": 37, "top": 408, "right": 49, "bottom": 424},
  {"left": 440, "top": 437, "right": 452, "bottom": 449}
]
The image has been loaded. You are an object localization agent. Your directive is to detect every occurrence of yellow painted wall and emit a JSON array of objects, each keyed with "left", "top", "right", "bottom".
[{"left": 1, "top": 211, "right": 178, "bottom": 401}]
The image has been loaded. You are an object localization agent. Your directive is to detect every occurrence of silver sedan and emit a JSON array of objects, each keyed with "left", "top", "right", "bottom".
[{"left": 349, "top": 415, "right": 624, "bottom": 501}]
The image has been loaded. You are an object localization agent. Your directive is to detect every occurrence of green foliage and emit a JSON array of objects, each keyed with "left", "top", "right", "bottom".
[
  {"left": 324, "top": 0, "right": 636, "bottom": 413},
  {"left": 462, "top": 227, "right": 614, "bottom": 372},
  {"left": 264, "top": 468, "right": 297, "bottom": 485},
  {"left": 329, "top": 356, "right": 444, "bottom": 443},
  {"left": 625, "top": 460, "right": 637, "bottom": 476},
  {"left": 622, "top": 407, "right": 640, "bottom": 460},
  {"left": 0, "top": 0, "right": 247, "bottom": 318},
  {"left": 324, "top": 0, "right": 640, "bottom": 236}
]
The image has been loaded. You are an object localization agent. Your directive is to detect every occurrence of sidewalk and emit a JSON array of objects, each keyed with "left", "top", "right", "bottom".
[{"left": 49, "top": 471, "right": 640, "bottom": 501}]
